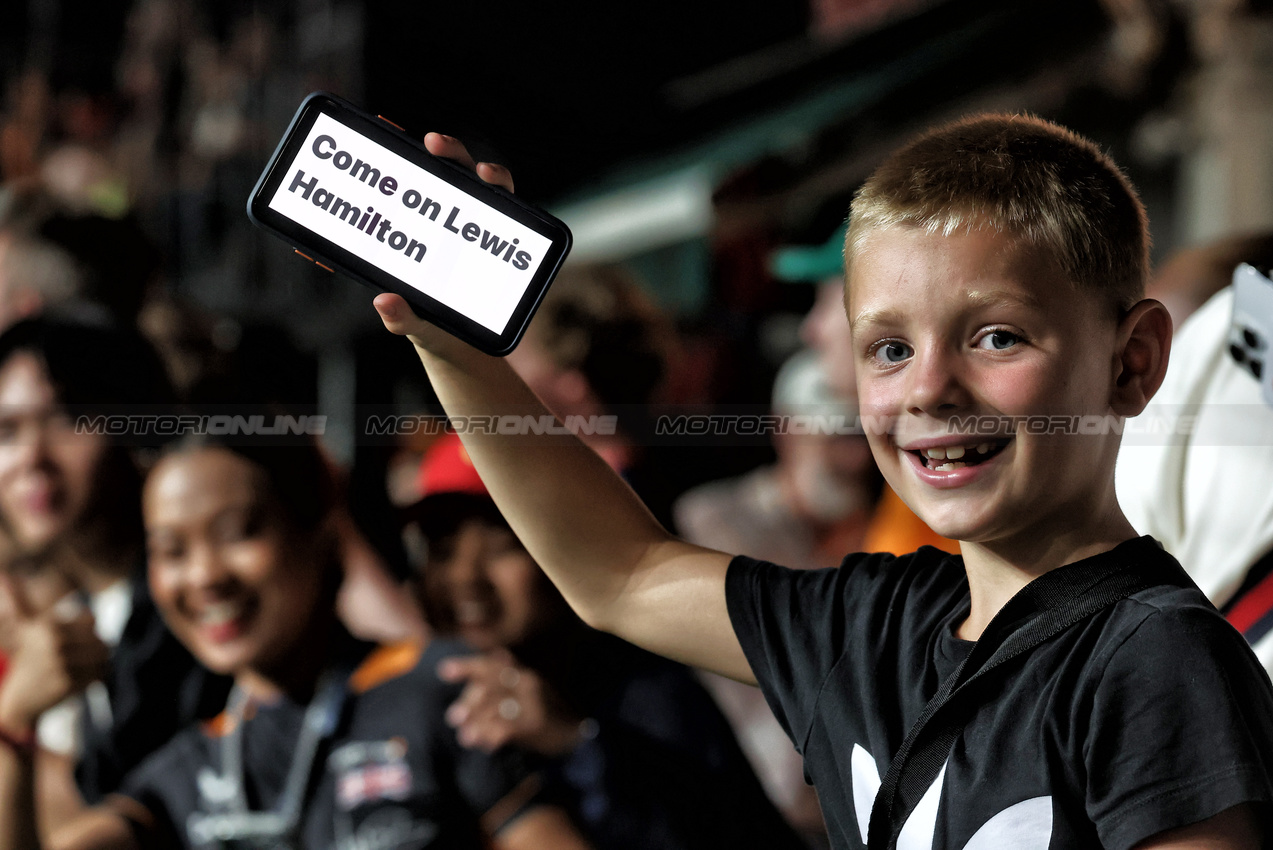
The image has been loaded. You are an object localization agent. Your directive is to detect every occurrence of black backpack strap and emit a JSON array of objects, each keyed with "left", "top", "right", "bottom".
[
  {"left": 1219, "top": 546, "right": 1273, "bottom": 645},
  {"left": 866, "top": 547, "right": 1174, "bottom": 850}
]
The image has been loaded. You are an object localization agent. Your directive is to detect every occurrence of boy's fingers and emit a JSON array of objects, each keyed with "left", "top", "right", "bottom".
[
  {"left": 373, "top": 293, "right": 429, "bottom": 338},
  {"left": 475, "top": 162, "right": 514, "bottom": 193},
  {"left": 423, "top": 133, "right": 477, "bottom": 170},
  {"left": 421, "top": 133, "right": 515, "bottom": 193}
]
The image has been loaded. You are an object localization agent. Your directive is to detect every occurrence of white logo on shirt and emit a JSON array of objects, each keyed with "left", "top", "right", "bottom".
[
  {"left": 195, "top": 767, "right": 238, "bottom": 806},
  {"left": 335, "top": 806, "right": 438, "bottom": 850},
  {"left": 851, "top": 744, "right": 1053, "bottom": 849}
]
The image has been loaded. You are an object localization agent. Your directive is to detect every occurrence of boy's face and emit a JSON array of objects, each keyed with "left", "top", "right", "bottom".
[{"left": 847, "top": 225, "right": 1123, "bottom": 548}]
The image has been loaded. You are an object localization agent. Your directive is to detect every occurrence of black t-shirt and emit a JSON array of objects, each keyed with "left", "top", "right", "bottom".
[
  {"left": 117, "top": 638, "right": 539, "bottom": 850},
  {"left": 77, "top": 566, "right": 232, "bottom": 803},
  {"left": 726, "top": 537, "right": 1273, "bottom": 850}
]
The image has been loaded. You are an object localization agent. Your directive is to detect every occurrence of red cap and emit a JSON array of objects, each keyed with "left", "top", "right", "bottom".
[{"left": 415, "top": 433, "right": 488, "bottom": 497}]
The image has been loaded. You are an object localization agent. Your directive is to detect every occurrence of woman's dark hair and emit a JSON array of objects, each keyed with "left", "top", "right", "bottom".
[
  {"left": 0, "top": 313, "right": 175, "bottom": 412},
  {"left": 0, "top": 314, "right": 176, "bottom": 557},
  {"left": 160, "top": 435, "right": 336, "bottom": 534}
]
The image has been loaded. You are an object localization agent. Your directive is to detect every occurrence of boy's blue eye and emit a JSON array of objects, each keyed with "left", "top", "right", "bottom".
[
  {"left": 978, "top": 330, "right": 1020, "bottom": 351},
  {"left": 876, "top": 342, "right": 913, "bottom": 363}
]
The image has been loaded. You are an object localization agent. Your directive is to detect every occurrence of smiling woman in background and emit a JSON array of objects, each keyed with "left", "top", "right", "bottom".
[
  {"left": 0, "top": 434, "right": 591, "bottom": 849},
  {"left": 0, "top": 316, "right": 229, "bottom": 838}
]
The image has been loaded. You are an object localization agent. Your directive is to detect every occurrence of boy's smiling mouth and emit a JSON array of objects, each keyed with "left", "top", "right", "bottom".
[{"left": 905, "top": 439, "right": 1012, "bottom": 472}]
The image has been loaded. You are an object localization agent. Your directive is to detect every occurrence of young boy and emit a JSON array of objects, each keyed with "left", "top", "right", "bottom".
[{"left": 375, "top": 115, "right": 1273, "bottom": 849}]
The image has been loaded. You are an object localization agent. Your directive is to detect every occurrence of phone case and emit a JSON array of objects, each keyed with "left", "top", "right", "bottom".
[
  {"left": 246, "top": 92, "right": 572, "bottom": 356},
  {"left": 1229, "top": 262, "right": 1273, "bottom": 407}
]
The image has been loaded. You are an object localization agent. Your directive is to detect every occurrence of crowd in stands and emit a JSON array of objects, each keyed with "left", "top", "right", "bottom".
[{"left": 0, "top": 5, "right": 1272, "bottom": 850}]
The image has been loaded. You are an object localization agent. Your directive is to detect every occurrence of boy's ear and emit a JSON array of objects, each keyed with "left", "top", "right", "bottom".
[{"left": 1110, "top": 298, "right": 1172, "bottom": 416}]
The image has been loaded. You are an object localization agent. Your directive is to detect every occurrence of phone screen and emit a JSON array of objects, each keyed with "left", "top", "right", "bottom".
[
  {"left": 266, "top": 111, "right": 556, "bottom": 334},
  {"left": 249, "top": 93, "right": 571, "bottom": 354}
]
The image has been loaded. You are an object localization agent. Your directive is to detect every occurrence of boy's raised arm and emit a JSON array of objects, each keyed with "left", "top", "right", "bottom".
[
  {"left": 378, "top": 292, "right": 751, "bottom": 682},
  {"left": 374, "top": 134, "right": 752, "bottom": 684}
]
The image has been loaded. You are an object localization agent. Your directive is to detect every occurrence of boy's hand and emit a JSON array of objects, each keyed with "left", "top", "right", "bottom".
[
  {"left": 439, "top": 649, "right": 585, "bottom": 755},
  {"left": 372, "top": 292, "right": 457, "bottom": 355},
  {"left": 422, "top": 133, "right": 515, "bottom": 194},
  {"left": 374, "top": 132, "right": 517, "bottom": 357},
  {"left": 0, "top": 576, "right": 108, "bottom": 734}
]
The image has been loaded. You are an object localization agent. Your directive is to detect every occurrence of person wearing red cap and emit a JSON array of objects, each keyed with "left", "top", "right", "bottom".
[{"left": 403, "top": 434, "right": 808, "bottom": 850}]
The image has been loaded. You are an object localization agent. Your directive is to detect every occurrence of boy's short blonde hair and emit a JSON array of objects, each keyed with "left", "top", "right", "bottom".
[{"left": 846, "top": 113, "right": 1149, "bottom": 310}]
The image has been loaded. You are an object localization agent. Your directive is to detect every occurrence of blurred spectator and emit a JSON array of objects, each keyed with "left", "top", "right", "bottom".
[
  {"left": 1117, "top": 232, "right": 1273, "bottom": 673},
  {"left": 0, "top": 70, "right": 49, "bottom": 183},
  {"left": 0, "top": 316, "right": 230, "bottom": 825},
  {"left": 0, "top": 185, "right": 161, "bottom": 330},
  {"left": 1146, "top": 231, "right": 1273, "bottom": 330},
  {"left": 134, "top": 294, "right": 238, "bottom": 402},
  {"left": 136, "top": 294, "right": 427, "bottom": 645},
  {"left": 676, "top": 348, "right": 879, "bottom": 570},
  {"left": 0, "top": 549, "right": 83, "bottom": 838},
  {"left": 772, "top": 223, "right": 957, "bottom": 556},
  {"left": 499, "top": 262, "right": 684, "bottom": 525},
  {"left": 404, "top": 433, "right": 808, "bottom": 850},
  {"left": 39, "top": 143, "right": 130, "bottom": 219},
  {"left": 0, "top": 435, "right": 589, "bottom": 849},
  {"left": 674, "top": 348, "right": 878, "bottom": 844},
  {"left": 773, "top": 226, "right": 857, "bottom": 401},
  {"left": 0, "top": 188, "right": 86, "bottom": 329},
  {"left": 33, "top": 211, "right": 160, "bottom": 325}
]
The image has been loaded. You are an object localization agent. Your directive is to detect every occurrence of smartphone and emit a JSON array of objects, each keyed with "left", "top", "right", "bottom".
[
  {"left": 247, "top": 92, "right": 572, "bottom": 355},
  {"left": 1229, "top": 262, "right": 1273, "bottom": 407}
]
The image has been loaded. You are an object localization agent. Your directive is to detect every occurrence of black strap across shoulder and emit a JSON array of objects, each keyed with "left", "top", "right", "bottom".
[
  {"left": 1218, "top": 545, "right": 1273, "bottom": 644},
  {"left": 865, "top": 542, "right": 1179, "bottom": 850}
]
